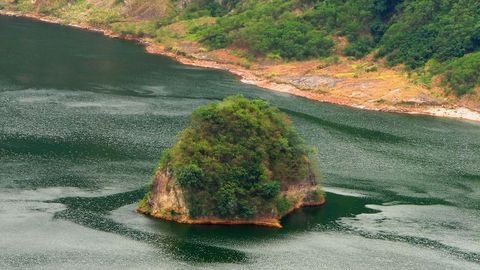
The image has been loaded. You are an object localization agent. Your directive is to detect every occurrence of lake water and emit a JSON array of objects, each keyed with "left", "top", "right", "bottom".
[{"left": 1, "top": 16, "right": 479, "bottom": 269}]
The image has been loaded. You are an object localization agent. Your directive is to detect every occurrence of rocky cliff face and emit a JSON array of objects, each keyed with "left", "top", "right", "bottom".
[
  {"left": 143, "top": 169, "right": 189, "bottom": 222},
  {"left": 138, "top": 167, "right": 324, "bottom": 228}
]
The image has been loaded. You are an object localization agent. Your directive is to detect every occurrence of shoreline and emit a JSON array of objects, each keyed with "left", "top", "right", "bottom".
[
  {"left": 137, "top": 196, "right": 326, "bottom": 229},
  {"left": 2, "top": 10, "right": 480, "bottom": 123}
]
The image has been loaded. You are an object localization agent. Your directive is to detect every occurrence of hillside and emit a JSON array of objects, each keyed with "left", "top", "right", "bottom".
[{"left": 1, "top": 0, "right": 479, "bottom": 117}]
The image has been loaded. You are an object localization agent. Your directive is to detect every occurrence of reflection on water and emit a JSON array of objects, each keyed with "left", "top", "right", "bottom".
[{"left": 47, "top": 190, "right": 379, "bottom": 264}]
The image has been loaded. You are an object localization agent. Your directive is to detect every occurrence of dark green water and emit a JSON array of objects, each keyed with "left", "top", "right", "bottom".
[{"left": 1, "top": 16, "right": 479, "bottom": 269}]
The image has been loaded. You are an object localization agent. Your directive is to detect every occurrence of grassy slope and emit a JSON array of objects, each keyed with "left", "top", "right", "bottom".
[{"left": 1, "top": 0, "right": 479, "bottom": 111}]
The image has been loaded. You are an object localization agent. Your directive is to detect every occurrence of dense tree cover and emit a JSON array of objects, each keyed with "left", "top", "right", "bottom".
[
  {"left": 158, "top": 96, "right": 318, "bottom": 218},
  {"left": 193, "top": 0, "right": 402, "bottom": 59},
  {"left": 376, "top": 0, "right": 480, "bottom": 95},
  {"left": 191, "top": 0, "right": 479, "bottom": 94},
  {"left": 432, "top": 52, "right": 480, "bottom": 96},
  {"left": 194, "top": 0, "right": 479, "bottom": 68},
  {"left": 378, "top": 0, "right": 480, "bottom": 69}
]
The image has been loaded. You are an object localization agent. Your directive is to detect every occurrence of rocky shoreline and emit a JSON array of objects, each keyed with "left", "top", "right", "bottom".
[
  {"left": 2, "top": 10, "right": 480, "bottom": 123},
  {"left": 137, "top": 170, "right": 326, "bottom": 228},
  {"left": 138, "top": 198, "right": 326, "bottom": 228}
]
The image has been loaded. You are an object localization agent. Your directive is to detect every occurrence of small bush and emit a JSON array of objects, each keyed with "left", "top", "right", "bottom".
[
  {"left": 307, "top": 187, "right": 324, "bottom": 201},
  {"left": 344, "top": 37, "right": 374, "bottom": 59},
  {"left": 438, "top": 52, "right": 480, "bottom": 96},
  {"left": 275, "top": 196, "right": 292, "bottom": 215},
  {"left": 138, "top": 192, "right": 151, "bottom": 214},
  {"left": 111, "top": 21, "right": 156, "bottom": 37},
  {"left": 217, "top": 183, "right": 238, "bottom": 217},
  {"left": 87, "top": 9, "right": 121, "bottom": 27},
  {"left": 175, "top": 164, "right": 204, "bottom": 188},
  {"left": 255, "top": 181, "right": 280, "bottom": 199}
]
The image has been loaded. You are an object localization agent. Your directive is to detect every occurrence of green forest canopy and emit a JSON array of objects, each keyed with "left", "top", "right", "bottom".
[{"left": 190, "top": 0, "right": 480, "bottom": 95}]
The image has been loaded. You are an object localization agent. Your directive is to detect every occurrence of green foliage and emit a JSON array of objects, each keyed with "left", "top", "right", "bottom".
[
  {"left": 189, "top": 0, "right": 479, "bottom": 95},
  {"left": 234, "top": 16, "right": 334, "bottom": 59},
  {"left": 433, "top": 52, "right": 480, "bottom": 96},
  {"left": 344, "top": 37, "right": 374, "bottom": 59},
  {"left": 217, "top": 182, "right": 239, "bottom": 217},
  {"left": 111, "top": 21, "right": 157, "bottom": 37},
  {"left": 195, "top": 24, "right": 232, "bottom": 49},
  {"left": 182, "top": 0, "right": 231, "bottom": 19},
  {"left": 255, "top": 181, "right": 280, "bottom": 199},
  {"left": 192, "top": 0, "right": 404, "bottom": 60},
  {"left": 307, "top": 186, "right": 324, "bottom": 202},
  {"left": 193, "top": 0, "right": 337, "bottom": 60},
  {"left": 7, "top": 0, "right": 35, "bottom": 13},
  {"left": 175, "top": 164, "right": 205, "bottom": 187},
  {"left": 161, "top": 96, "right": 315, "bottom": 218},
  {"left": 138, "top": 191, "right": 152, "bottom": 214},
  {"left": 37, "top": 2, "right": 63, "bottom": 15},
  {"left": 158, "top": 149, "right": 171, "bottom": 169},
  {"left": 87, "top": 9, "right": 121, "bottom": 27},
  {"left": 275, "top": 196, "right": 293, "bottom": 215},
  {"left": 378, "top": 0, "right": 480, "bottom": 68}
]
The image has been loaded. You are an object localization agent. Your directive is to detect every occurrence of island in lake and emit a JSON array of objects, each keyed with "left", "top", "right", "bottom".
[{"left": 138, "top": 96, "right": 324, "bottom": 228}]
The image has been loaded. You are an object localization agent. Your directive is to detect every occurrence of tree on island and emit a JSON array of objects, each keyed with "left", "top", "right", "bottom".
[{"left": 138, "top": 95, "right": 324, "bottom": 228}]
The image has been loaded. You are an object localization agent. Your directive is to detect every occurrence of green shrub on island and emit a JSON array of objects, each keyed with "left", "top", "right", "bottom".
[{"left": 143, "top": 95, "right": 322, "bottom": 220}]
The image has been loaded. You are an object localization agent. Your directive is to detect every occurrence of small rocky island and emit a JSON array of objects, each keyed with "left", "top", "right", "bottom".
[{"left": 138, "top": 96, "right": 324, "bottom": 228}]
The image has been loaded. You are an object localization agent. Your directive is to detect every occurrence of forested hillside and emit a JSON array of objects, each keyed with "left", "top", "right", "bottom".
[
  {"left": 193, "top": 0, "right": 480, "bottom": 96},
  {"left": 1, "top": 0, "right": 479, "bottom": 97}
]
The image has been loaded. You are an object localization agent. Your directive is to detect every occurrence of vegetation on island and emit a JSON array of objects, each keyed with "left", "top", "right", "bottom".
[
  {"left": 3, "top": 0, "right": 479, "bottom": 96},
  {"left": 143, "top": 96, "right": 322, "bottom": 219}
]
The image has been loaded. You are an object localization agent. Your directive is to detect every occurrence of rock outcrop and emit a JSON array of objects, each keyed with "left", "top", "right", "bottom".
[
  {"left": 138, "top": 167, "right": 324, "bottom": 228},
  {"left": 137, "top": 96, "right": 325, "bottom": 228}
]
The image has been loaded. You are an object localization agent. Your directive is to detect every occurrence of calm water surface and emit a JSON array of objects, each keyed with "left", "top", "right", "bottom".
[{"left": 1, "top": 16, "right": 479, "bottom": 269}]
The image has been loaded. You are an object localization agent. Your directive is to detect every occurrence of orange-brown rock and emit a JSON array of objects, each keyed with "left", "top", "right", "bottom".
[{"left": 137, "top": 169, "right": 325, "bottom": 228}]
